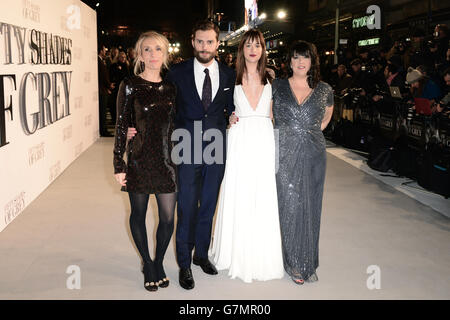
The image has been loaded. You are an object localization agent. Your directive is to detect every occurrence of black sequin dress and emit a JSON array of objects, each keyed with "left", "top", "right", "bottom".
[
  {"left": 113, "top": 76, "right": 177, "bottom": 194},
  {"left": 272, "top": 79, "right": 334, "bottom": 282}
]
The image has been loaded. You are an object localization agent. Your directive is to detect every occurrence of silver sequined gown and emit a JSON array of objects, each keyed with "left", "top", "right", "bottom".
[{"left": 272, "top": 79, "right": 334, "bottom": 282}]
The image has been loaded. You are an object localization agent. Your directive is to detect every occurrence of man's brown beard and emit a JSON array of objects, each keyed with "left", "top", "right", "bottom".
[{"left": 194, "top": 48, "right": 215, "bottom": 64}]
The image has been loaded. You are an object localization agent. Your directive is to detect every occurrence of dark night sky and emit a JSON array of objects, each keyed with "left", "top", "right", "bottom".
[
  {"left": 81, "top": 0, "right": 300, "bottom": 34},
  {"left": 80, "top": 0, "right": 302, "bottom": 50},
  {"left": 82, "top": 0, "right": 236, "bottom": 32}
]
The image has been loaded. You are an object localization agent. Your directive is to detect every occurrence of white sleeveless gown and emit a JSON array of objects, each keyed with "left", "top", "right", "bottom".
[{"left": 210, "top": 83, "right": 284, "bottom": 283}]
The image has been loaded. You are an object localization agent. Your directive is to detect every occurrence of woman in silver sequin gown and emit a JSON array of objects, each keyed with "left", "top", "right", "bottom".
[{"left": 272, "top": 41, "right": 334, "bottom": 284}]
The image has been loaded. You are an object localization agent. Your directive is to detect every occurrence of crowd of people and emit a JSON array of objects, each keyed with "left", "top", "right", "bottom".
[
  {"left": 320, "top": 24, "right": 450, "bottom": 117},
  {"left": 100, "top": 23, "right": 450, "bottom": 137},
  {"left": 218, "top": 24, "right": 450, "bottom": 114}
]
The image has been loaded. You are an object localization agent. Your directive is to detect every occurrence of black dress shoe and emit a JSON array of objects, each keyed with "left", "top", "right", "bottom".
[
  {"left": 193, "top": 257, "right": 218, "bottom": 275},
  {"left": 179, "top": 268, "right": 195, "bottom": 290}
]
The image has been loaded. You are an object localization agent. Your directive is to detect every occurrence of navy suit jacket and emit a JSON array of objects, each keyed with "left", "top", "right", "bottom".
[{"left": 166, "top": 58, "right": 236, "bottom": 136}]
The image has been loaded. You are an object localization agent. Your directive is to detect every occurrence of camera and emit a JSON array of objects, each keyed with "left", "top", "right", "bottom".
[
  {"left": 440, "top": 92, "right": 450, "bottom": 108},
  {"left": 424, "top": 35, "right": 439, "bottom": 49}
]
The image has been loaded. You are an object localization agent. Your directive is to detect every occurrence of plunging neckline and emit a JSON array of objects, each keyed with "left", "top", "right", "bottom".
[
  {"left": 287, "top": 79, "right": 315, "bottom": 107},
  {"left": 240, "top": 84, "right": 267, "bottom": 111}
]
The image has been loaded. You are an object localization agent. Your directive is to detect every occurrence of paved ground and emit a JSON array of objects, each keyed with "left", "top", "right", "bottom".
[{"left": 0, "top": 138, "right": 449, "bottom": 299}]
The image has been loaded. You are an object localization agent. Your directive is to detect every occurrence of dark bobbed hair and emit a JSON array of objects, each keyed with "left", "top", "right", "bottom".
[
  {"left": 236, "top": 29, "right": 272, "bottom": 85},
  {"left": 191, "top": 20, "right": 220, "bottom": 41},
  {"left": 288, "top": 40, "right": 321, "bottom": 88}
]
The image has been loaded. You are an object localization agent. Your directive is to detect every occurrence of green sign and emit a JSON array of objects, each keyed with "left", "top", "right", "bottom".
[
  {"left": 353, "top": 14, "right": 376, "bottom": 29},
  {"left": 358, "top": 37, "right": 380, "bottom": 46}
]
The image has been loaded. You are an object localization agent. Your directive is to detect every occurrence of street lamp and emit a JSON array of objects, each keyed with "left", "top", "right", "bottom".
[
  {"left": 277, "top": 10, "right": 286, "bottom": 19},
  {"left": 259, "top": 13, "right": 267, "bottom": 20}
]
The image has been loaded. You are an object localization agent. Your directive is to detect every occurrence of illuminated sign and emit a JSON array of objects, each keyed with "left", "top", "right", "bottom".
[
  {"left": 244, "top": 0, "right": 258, "bottom": 25},
  {"left": 353, "top": 14, "right": 376, "bottom": 29},
  {"left": 358, "top": 37, "right": 379, "bottom": 46}
]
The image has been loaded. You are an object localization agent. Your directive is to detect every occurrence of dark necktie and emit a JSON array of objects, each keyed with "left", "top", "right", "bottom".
[{"left": 202, "top": 68, "right": 212, "bottom": 111}]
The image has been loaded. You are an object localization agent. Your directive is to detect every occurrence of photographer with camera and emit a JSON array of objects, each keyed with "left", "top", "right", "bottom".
[
  {"left": 386, "top": 40, "right": 407, "bottom": 73},
  {"left": 371, "top": 62, "right": 406, "bottom": 111},
  {"left": 350, "top": 58, "right": 369, "bottom": 94},
  {"left": 408, "top": 29, "right": 434, "bottom": 70},
  {"left": 334, "top": 64, "right": 353, "bottom": 94},
  {"left": 365, "top": 58, "right": 386, "bottom": 93},
  {"left": 358, "top": 47, "right": 370, "bottom": 65},
  {"left": 332, "top": 64, "right": 353, "bottom": 121},
  {"left": 429, "top": 24, "right": 449, "bottom": 72}
]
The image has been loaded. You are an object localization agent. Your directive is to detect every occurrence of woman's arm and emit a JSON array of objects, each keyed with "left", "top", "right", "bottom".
[
  {"left": 270, "top": 100, "right": 274, "bottom": 120},
  {"left": 113, "top": 79, "right": 133, "bottom": 175},
  {"left": 322, "top": 84, "right": 334, "bottom": 131},
  {"left": 321, "top": 105, "right": 334, "bottom": 131}
]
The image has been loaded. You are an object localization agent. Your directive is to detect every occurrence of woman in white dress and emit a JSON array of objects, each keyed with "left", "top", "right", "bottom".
[{"left": 210, "top": 29, "right": 284, "bottom": 283}]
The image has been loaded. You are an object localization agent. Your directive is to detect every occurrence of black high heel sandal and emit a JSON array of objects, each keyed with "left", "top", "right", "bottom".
[
  {"left": 305, "top": 273, "right": 318, "bottom": 283},
  {"left": 142, "top": 262, "right": 158, "bottom": 292},
  {"left": 155, "top": 261, "right": 169, "bottom": 288}
]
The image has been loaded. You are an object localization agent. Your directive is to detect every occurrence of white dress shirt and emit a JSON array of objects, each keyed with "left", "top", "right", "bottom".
[{"left": 194, "top": 57, "right": 220, "bottom": 103}]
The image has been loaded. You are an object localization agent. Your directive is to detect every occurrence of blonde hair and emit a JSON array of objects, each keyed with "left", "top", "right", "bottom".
[{"left": 133, "top": 31, "right": 170, "bottom": 75}]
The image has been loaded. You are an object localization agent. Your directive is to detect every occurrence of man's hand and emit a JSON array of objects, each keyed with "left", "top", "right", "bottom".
[
  {"left": 114, "top": 173, "right": 127, "bottom": 186},
  {"left": 372, "top": 95, "right": 382, "bottom": 102},
  {"left": 433, "top": 103, "right": 444, "bottom": 113}
]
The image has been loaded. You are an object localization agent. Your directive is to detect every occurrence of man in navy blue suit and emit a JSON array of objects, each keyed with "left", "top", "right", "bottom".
[{"left": 167, "top": 20, "right": 236, "bottom": 290}]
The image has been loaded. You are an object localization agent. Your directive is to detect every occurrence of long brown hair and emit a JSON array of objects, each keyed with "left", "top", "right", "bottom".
[{"left": 235, "top": 29, "right": 272, "bottom": 85}]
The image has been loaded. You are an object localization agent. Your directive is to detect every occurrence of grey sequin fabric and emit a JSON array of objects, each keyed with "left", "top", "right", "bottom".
[{"left": 272, "top": 79, "right": 334, "bottom": 282}]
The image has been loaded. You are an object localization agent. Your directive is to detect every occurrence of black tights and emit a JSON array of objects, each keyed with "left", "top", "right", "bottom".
[{"left": 128, "top": 192, "right": 176, "bottom": 281}]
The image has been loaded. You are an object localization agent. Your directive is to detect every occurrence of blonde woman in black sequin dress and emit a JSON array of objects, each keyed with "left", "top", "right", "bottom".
[
  {"left": 272, "top": 41, "right": 334, "bottom": 284},
  {"left": 113, "top": 31, "right": 177, "bottom": 292}
]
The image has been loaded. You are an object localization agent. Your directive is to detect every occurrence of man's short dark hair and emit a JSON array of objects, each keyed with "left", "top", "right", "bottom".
[
  {"left": 98, "top": 44, "right": 106, "bottom": 54},
  {"left": 359, "top": 47, "right": 369, "bottom": 54},
  {"left": 192, "top": 20, "right": 220, "bottom": 41},
  {"left": 351, "top": 58, "right": 362, "bottom": 66}
]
